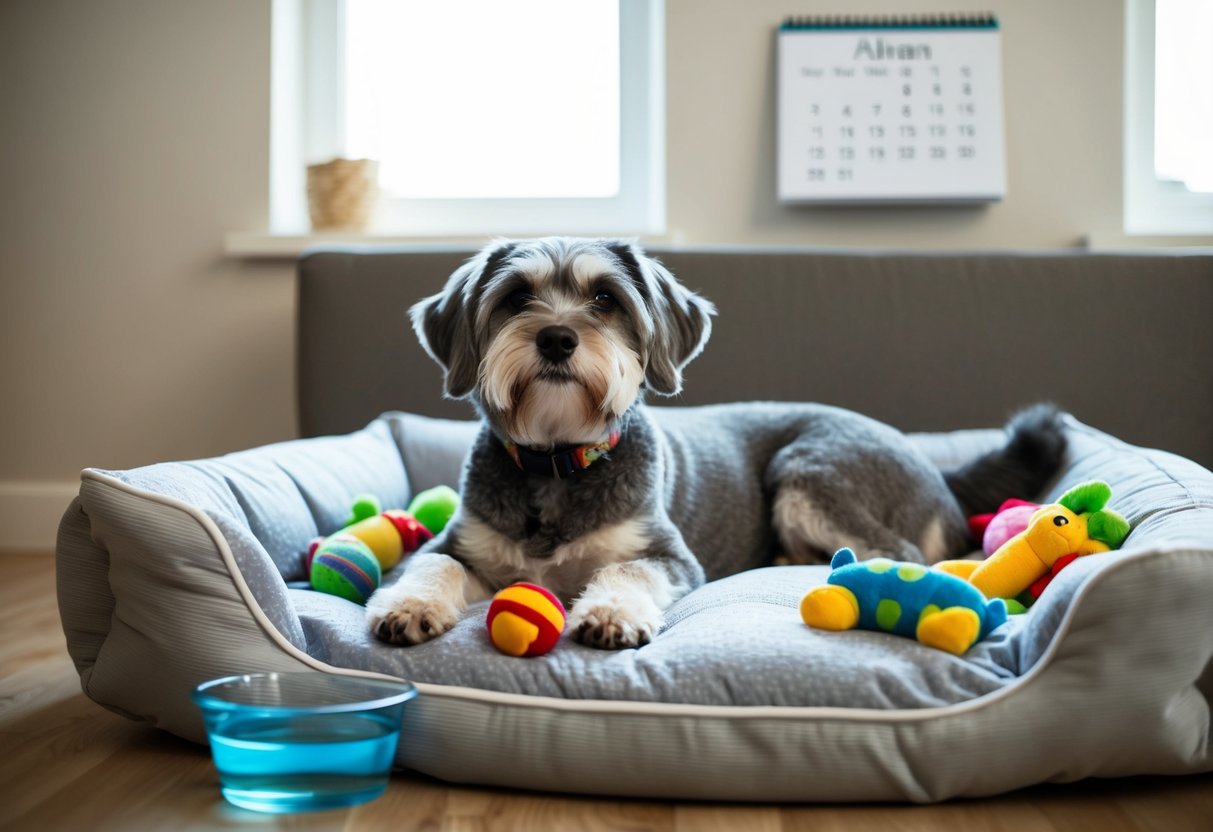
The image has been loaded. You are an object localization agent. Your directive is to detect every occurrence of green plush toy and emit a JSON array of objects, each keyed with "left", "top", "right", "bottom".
[
  {"left": 407, "top": 485, "right": 459, "bottom": 534},
  {"left": 802, "top": 548, "right": 1008, "bottom": 655},
  {"left": 344, "top": 487, "right": 460, "bottom": 535},
  {"left": 342, "top": 493, "right": 384, "bottom": 528}
]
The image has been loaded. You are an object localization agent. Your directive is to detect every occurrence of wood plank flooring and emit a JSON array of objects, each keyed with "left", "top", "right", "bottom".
[{"left": 2, "top": 552, "right": 1210, "bottom": 831}]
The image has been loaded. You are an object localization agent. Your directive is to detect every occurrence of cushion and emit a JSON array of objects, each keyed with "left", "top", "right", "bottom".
[{"left": 56, "top": 411, "right": 1213, "bottom": 802}]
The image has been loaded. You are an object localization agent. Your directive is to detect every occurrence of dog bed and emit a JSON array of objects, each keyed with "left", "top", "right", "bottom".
[{"left": 56, "top": 411, "right": 1213, "bottom": 802}]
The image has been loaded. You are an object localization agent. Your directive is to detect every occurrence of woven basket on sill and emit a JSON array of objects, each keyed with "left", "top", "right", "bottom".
[{"left": 306, "top": 158, "right": 379, "bottom": 231}]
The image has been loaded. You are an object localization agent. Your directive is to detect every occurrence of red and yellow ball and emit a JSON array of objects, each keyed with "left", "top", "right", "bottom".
[{"left": 486, "top": 583, "right": 566, "bottom": 657}]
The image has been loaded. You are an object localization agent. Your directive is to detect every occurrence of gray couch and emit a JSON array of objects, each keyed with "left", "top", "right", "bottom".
[
  {"left": 298, "top": 245, "right": 1213, "bottom": 468},
  {"left": 56, "top": 245, "right": 1213, "bottom": 802}
]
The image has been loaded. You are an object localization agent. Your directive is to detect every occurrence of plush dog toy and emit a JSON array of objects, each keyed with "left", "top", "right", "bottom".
[
  {"left": 968, "top": 497, "right": 1040, "bottom": 556},
  {"left": 303, "top": 489, "right": 462, "bottom": 604},
  {"left": 938, "top": 480, "right": 1130, "bottom": 608},
  {"left": 333, "top": 496, "right": 434, "bottom": 571},
  {"left": 311, "top": 488, "right": 460, "bottom": 571},
  {"left": 801, "top": 548, "right": 1008, "bottom": 655}
]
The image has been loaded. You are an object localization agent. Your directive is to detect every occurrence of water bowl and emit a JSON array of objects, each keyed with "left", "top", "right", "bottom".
[{"left": 192, "top": 672, "right": 417, "bottom": 814}]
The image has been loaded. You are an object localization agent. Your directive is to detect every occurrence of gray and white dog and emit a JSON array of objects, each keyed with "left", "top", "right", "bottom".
[{"left": 367, "top": 238, "right": 1066, "bottom": 650}]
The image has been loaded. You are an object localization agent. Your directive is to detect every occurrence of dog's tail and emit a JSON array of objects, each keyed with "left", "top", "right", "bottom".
[{"left": 943, "top": 404, "right": 1069, "bottom": 518}]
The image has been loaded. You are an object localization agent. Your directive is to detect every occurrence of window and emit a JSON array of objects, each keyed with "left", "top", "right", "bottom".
[
  {"left": 271, "top": 0, "right": 665, "bottom": 237},
  {"left": 1123, "top": 0, "right": 1213, "bottom": 235}
]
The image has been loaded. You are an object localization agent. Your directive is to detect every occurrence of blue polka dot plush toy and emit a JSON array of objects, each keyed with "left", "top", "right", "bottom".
[{"left": 801, "top": 548, "right": 1008, "bottom": 655}]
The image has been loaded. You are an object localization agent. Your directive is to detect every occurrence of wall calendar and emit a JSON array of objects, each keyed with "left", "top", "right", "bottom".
[{"left": 777, "top": 15, "right": 1006, "bottom": 203}]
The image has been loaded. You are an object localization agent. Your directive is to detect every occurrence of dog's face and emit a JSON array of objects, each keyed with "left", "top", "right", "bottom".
[{"left": 412, "top": 238, "right": 715, "bottom": 448}]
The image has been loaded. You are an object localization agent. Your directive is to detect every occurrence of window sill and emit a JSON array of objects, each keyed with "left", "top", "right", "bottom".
[
  {"left": 224, "top": 231, "right": 494, "bottom": 259},
  {"left": 1082, "top": 231, "right": 1213, "bottom": 252},
  {"left": 225, "top": 230, "right": 678, "bottom": 259}
]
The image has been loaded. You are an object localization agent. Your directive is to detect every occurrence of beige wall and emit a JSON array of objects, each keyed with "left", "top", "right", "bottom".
[
  {"left": 667, "top": 0, "right": 1127, "bottom": 248},
  {"left": 0, "top": 1, "right": 295, "bottom": 548},
  {"left": 0, "top": 0, "right": 1202, "bottom": 548}
]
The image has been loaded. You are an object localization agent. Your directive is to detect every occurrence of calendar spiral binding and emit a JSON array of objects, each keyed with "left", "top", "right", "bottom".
[{"left": 780, "top": 13, "right": 998, "bottom": 31}]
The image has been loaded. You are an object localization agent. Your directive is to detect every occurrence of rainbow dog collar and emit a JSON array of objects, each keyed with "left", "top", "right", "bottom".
[{"left": 502, "top": 432, "right": 621, "bottom": 479}]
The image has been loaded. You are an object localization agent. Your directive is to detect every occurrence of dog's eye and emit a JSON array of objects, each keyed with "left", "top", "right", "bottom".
[
  {"left": 506, "top": 289, "right": 534, "bottom": 312},
  {"left": 591, "top": 291, "right": 617, "bottom": 312}
]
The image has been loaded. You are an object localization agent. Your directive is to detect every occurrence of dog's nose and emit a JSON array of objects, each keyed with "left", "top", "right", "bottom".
[{"left": 536, "top": 325, "right": 578, "bottom": 363}]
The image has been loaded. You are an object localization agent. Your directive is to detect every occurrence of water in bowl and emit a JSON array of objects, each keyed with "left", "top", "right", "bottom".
[{"left": 209, "top": 711, "right": 400, "bottom": 813}]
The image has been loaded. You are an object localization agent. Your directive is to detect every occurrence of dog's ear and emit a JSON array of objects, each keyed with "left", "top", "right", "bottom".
[
  {"left": 645, "top": 259, "right": 715, "bottom": 395},
  {"left": 609, "top": 242, "right": 715, "bottom": 396},
  {"left": 411, "top": 240, "right": 516, "bottom": 399}
]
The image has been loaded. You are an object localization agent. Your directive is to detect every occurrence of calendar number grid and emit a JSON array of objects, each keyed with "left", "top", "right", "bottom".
[{"left": 778, "top": 23, "right": 1006, "bottom": 203}]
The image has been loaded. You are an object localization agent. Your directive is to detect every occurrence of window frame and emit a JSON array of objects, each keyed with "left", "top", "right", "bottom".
[
  {"left": 271, "top": 0, "right": 666, "bottom": 238},
  {"left": 1123, "top": 0, "right": 1213, "bottom": 236}
]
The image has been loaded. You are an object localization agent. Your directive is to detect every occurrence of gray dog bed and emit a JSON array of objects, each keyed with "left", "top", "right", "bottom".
[{"left": 56, "top": 411, "right": 1213, "bottom": 802}]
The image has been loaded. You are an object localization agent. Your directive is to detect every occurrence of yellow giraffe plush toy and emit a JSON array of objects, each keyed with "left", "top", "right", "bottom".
[{"left": 937, "top": 481, "right": 1130, "bottom": 606}]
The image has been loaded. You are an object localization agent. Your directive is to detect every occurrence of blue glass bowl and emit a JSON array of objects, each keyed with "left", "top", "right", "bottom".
[{"left": 192, "top": 672, "right": 417, "bottom": 814}]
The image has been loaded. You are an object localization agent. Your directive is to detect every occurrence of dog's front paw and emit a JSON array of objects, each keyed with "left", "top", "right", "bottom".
[
  {"left": 367, "top": 596, "right": 458, "bottom": 646},
  {"left": 569, "top": 596, "right": 663, "bottom": 650}
]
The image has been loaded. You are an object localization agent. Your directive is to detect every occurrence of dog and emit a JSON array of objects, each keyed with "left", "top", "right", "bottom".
[{"left": 366, "top": 238, "right": 1067, "bottom": 650}]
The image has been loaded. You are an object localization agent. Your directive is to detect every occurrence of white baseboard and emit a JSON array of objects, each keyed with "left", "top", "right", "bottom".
[{"left": 0, "top": 480, "right": 79, "bottom": 552}]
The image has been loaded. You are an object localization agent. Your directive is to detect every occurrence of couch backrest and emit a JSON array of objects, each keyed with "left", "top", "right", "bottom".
[{"left": 298, "top": 246, "right": 1213, "bottom": 469}]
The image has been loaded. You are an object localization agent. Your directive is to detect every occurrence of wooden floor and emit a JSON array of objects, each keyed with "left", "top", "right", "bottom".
[{"left": 2, "top": 552, "right": 1210, "bottom": 832}]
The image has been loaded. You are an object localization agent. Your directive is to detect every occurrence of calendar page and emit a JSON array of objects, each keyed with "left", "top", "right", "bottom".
[{"left": 777, "top": 15, "right": 1006, "bottom": 203}]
